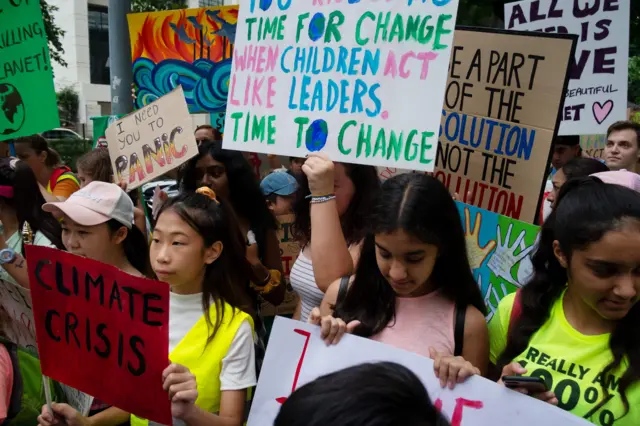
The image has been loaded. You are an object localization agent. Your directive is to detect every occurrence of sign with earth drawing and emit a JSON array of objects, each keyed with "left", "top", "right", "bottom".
[{"left": 0, "top": 0, "right": 60, "bottom": 141}]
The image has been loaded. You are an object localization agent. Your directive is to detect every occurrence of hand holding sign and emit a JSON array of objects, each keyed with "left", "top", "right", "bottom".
[
  {"left": 302, "top": 154, "right": 334, "bottom": 197},
  {"left": 163, "top": 364, "right": 199, "bottom": 420},
  {"left": 463, "top": 208, "right": 497, "bottom": 270},
  {"left": 308, "top": 307, "right": 360, "bottom": 346},
  {"left": 37, "top": 403, "right": 89, "bottom": 426},
  {"left": 487, "top": 225, "right": 535, "bottom": 286}
]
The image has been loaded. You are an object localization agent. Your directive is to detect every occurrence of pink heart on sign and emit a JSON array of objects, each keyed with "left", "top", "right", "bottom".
[{"left": 592, "top": 100, "right": 614, "bottom": 125}]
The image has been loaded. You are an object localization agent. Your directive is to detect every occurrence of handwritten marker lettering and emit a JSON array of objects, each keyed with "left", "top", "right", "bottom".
[{"left": 276, "top": 329, "right": 311, "bottom": 404}]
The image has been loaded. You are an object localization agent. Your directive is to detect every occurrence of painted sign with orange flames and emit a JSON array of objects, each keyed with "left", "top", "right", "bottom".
[{"left": 127, "top": 6, "right": 238, "bottom": 114}]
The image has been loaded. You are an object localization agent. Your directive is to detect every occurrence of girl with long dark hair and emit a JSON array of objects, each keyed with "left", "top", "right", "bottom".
[
  {"left": 179, "top": 141, "right": 285, "bottom": 308},
  {"left": 491, "top": 177, "right": 640, "bottom": 425},
  {"left": 291, "top": 154, "right": 380, "bottom": 322},
  {"left": 38, "top": 189, "right": 256, "bottom": 426},
  {"left": 309, "top": 174, "right": 488, "bottom": 387}
]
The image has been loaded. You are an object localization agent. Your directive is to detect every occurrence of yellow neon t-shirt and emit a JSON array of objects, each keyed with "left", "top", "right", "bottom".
[{"left": 489, "top": 292, "right": 640, "bottom": 426}]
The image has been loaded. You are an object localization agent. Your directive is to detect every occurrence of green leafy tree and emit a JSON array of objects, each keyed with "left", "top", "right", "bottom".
[
  {"left": 41, "top": 0, "right": 67, "bottom": 68},
  {"left": 131, "top": 0, "right": 188, "bottom": 13}
]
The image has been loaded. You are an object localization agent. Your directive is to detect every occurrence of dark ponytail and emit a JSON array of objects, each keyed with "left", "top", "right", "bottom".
[
  {"left": 497, "top": 177, "right": 640, "bottom": 414},
  {"left": 106, "top": 219, "right": 151, "bottom": 277}
]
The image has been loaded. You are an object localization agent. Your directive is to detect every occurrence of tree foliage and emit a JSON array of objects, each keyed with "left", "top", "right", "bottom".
[
  {"left": 41, "top": 0, "right": 67, "bottom": 68},
  {"left": 131, "top": 0, "right": 188, "bottom": 13},
  {"left": 57, "top": 86, "right": 80, "bottom": 127}
]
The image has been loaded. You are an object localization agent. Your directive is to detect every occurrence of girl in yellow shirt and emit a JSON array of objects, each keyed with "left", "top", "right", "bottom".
[
  {"left": 489, "top": 177, "right": 640, "bottom": 426},
  {"left": 37, "top": 188, "right": 257, "bottom": 426}
]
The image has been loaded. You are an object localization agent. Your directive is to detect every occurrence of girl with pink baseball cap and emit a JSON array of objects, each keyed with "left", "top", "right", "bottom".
[{"left": 42, "top": 181, "right": 150, "bottom": 278}]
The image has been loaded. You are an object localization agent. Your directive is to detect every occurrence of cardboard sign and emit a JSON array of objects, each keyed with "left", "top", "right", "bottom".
[
  {"left": 0, "top": 0, "right": 60, "bottom": 141},
  {"left": 26, "top": 246, "right": 171, "bottom": 424},
  {"left": 128, "top": 6, "right": 238, "bottom": 114},
  {"left": 455, "top": 201, "right": 540, "bottom": 321},
  {"left": 261, "top": 214, "right": 299, "bottom": 316},
  {"left": 433, "top": 28, "right": 575, "bottom": 223},
  {"left": 580, "top": 134, "right": 607, "bottom": 160},
  {"left": 223, "top": 0, "right": 460, "bottom": 172},
  {"left": 0, "top": 279, "right": 38, "bottom": 353},
  {"left": 504, "top": 0, "right": 630, "bottom": 135},
  {"left": 106, "top": 87, "right": 197, "bottom": 190},
  {"left": 248, "top": 317, "right": 592, "bottom": 426}
]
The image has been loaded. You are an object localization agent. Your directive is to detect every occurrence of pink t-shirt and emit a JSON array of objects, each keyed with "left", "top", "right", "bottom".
[
  {"left": 0, "top": 344, "right": 13, "bottom": 422},
  {"left": 371, "top": 290, "right": 456, "bottom": 357}
]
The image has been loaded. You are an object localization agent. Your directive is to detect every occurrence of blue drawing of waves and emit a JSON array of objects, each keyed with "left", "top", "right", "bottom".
[{"left": 133, "top": 57, "right": 231, "bottom": 114}]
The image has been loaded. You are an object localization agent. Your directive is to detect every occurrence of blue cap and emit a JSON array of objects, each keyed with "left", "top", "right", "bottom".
[{"left": 260, "top": 172, "right": 298, "bottom": 196}]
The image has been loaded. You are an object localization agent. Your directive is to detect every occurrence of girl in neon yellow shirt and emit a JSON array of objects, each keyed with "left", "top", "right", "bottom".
[
  {"left": 489, "top": 177, "right": 640, "bottom": 426},
  {"left": 37, "top": 189, "right": 257, "bottom": 426}
]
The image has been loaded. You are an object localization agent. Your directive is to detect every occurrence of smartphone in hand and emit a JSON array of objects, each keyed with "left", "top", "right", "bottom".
[{"left": 502, "top": 376, "right": 549, "bottom": 393}]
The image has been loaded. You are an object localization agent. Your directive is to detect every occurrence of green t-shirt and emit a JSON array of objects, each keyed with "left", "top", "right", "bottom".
[{"left": 489, "top": 292, "right": 640, "bottom": 426}]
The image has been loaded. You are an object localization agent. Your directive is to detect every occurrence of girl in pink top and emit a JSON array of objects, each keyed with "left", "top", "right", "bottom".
[{"left": 309, "top": 174, "right": 489, "bottom": 388}]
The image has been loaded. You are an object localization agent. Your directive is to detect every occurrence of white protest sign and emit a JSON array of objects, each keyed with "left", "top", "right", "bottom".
[
  {"left": 106, "top": 86, "right": 198, "bottom": 190},
  {"left": 223, "top": 0, "right": 460, "bottom": 172},
  {"left": 248, "top": 317, "right": 592, "bottom": 426},
  {"left": 0, "top": 279, "right": 38, "bottom": 353},
  {"left": 504, "top": 0, "right": 629, "bottom": 135}
]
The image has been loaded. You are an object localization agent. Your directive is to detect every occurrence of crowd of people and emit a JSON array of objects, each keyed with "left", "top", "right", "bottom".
[{"left": 0, "top": 119, "right": 638, "bottom": 426}]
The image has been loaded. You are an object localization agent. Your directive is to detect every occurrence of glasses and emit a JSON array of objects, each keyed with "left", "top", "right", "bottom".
[{"left": 195, "top": 165, "right": 226, "bottom": 181}]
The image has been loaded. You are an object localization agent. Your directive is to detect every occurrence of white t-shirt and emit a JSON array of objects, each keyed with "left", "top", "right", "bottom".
[
  {"left": 169, "top": 292, "right": 256, "bottom": 391},
  {"left": 0, "top": 230, "right": 56, "bottom": 284}
]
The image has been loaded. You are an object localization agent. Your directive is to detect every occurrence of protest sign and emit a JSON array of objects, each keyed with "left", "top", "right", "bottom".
[
  {"left": 0, "top": 0, "right": 59, "bottom": 141},
  {"left": 455, "top": 201, "right": 540, "bottom": 321},
  {"left": 26, "top": 246, "right": 171, "bottom": 424},
  {"left": 504, "top": 0, "right": 629, "bottom": 135},
  {"left": 0, "top": 280, "right": 37, "bottom": 353},
  {"left": 223, "top": 0, "right": 460, "bottom": 172},
  {"left": 91, "top": 115, "right": 124, "bottom": 149},
  {"left": 261, "top": 214, "right": 299, "bottom": 316},
  {"left": 211, "top": 112, "right": 226, "bottom": 134},
  {"left": 128, "top": 6, "right": 238, "bottom": 114},
  {"left": 580, "top": 134, "right": 607, "bottom": 160},
  {"left": 106, "top": 86, "right": 197, "bottom": 190},
  {"left": 248, "top": 317, "right": 591, "bottom": 426},
  {"left": 433, "top": 28, "right": 575, "bottom": 223}
]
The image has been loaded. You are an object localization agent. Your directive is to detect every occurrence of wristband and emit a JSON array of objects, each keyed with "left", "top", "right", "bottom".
[{"left": 310, "top": 194, "right": 336, "bottom": 204}]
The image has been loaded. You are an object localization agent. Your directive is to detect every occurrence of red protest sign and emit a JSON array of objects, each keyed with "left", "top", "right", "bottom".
[{"left": 26, "top": 246, "right": 171, "bottom": 424}]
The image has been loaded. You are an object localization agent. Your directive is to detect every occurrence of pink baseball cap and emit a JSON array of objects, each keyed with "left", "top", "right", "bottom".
[
  {"left": 43, "top": 181, "right": 134, "bottom": 228},
  {"left": 591, "top": 169, "right": 640, "bottom": 193}
]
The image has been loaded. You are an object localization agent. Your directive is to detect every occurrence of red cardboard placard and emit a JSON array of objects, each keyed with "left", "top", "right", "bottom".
[{"left": 26, "top": 246, "right": 171, "bottom": 424}]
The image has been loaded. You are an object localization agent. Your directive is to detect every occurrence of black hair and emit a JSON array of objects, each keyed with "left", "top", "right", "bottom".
[
  {"left": 334, "top": 174, "right": 485, "bottom": 337},
  {"left": 553, "top": 135, "right": 580, "bottom": 147},
  {"left": 105, "top": 219, "right": 151, "bottom": 277},
  {"left": 274, "top": 362, "right": 449, "bottom": 426},
  {"left": 561, "top": 157, "right": 609, "bottom": 180},
  {"left": 497, "top": 177, "right": 640, "bottom": 414},
  {"left": 156, "top": 192, "right": 255, "bottom": 341},
  {"left": 14, "top": 134, "right": 63, "bottom": 168},
  {"left": 179, "top": 140, "right": 277, "bottom": 259},
  {"left": 0, "top": 159, "right": 64, "bottom": 251},
  {"left": 292, "top": 162, "right": 380, "bottom": 246}
]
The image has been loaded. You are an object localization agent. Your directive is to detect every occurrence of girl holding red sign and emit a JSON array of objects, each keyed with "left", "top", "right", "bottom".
[{"left": 38, "top": 188, "right": 257, "bottom": 426}]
